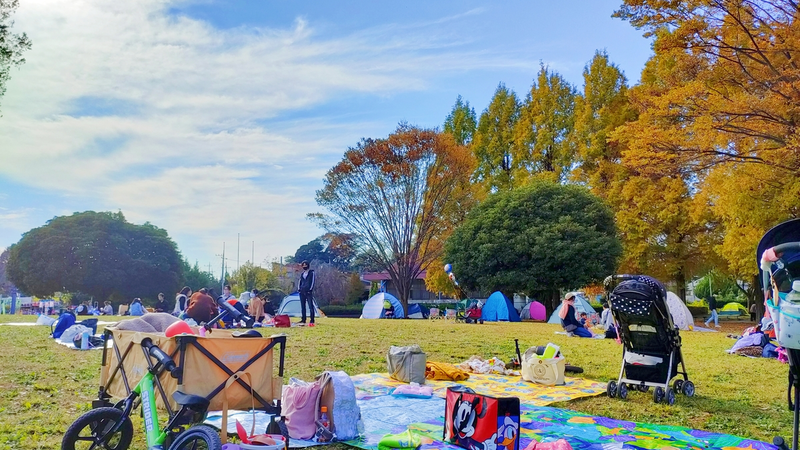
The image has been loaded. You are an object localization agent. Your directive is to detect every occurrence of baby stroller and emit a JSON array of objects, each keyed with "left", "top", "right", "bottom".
[
  {"left": 758, "top": 219, "right": 800, "bottom": 450},
  {"left": 604, "top": 274, "right": 694, "bottom": 405}
]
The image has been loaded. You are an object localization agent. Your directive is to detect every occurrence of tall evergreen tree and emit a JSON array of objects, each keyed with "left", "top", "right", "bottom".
[
  {"left": 573, "top": 51, "right": 635, "bottom": 195},
  {"left": 471, "top": 84, "right": 520, "bottom": 191},
  {"left": 514, "top": 66, "right": 577, "bottom": 183},
  {"left": 443, "top": 95, "right": 477, "bottom": 146}
]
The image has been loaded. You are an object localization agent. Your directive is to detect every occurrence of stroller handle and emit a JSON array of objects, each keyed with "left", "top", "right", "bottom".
[{"left": 141, "top": 338, "right": 180, "bottom": 378}]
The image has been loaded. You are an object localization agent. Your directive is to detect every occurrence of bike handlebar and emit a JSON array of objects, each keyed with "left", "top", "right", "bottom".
[{"left": 141, "top": 338, "right": 180, "bottom": 378}]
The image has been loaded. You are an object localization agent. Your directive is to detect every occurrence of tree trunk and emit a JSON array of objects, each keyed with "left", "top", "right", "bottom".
[
  {"left": 752, "top": 273, "right": 764, "bottom": 323},
  {"left": 675, "top": 270, "right": 687, "bottom": 301}
]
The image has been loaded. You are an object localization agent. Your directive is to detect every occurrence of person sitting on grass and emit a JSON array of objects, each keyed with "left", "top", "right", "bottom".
[
  {"left": 579, "top": 312, "right": 588, "bottom": 327},
  {"left": 600, "top": 302, "right": 617, "bottom": 339},
  {"left": 153, "top": 293, "right": 169, "bottom": 313},
  {"left": 384, "top": 299, "right": 394, "bottom": 319},
  {"left": 186, "top": 288, "right": 218, "bottom": 325},
  {"left": 102, "top": 301, "right": 114, "bottom": 316},
  {"left": 558, "top": 292, "right": 593, "bottom": 338},
  {"left": 129, "top": 298, "right": 146, "bottom": 316}
]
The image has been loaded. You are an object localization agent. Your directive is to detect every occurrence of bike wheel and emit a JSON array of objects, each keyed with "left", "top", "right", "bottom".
[
  {"left": 62, "top": 407, "right": 133, "bottom": 450},
  {"left": 168, "top": 425, "right": 222, "bottom": 450}
]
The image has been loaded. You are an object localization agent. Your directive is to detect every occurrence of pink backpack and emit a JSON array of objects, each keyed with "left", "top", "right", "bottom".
[{"left": 281, "top": 379, "right": 321, "bottom": 439}]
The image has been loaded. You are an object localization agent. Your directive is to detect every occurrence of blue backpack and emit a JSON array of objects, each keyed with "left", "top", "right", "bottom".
[{"left": 52, "top": 311, "right": 76, "bottom": 339}]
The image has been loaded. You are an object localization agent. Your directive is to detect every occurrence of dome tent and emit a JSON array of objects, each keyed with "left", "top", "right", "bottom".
[
  {"left": 666, "top": 291, "right": 693, "bottom": 330},
  {"left": 519, "top": 301, "right": 547, "bottom": 321},
  {"left": 361, "top": 292, "right": 405, "bottom": 319},
  {"left": 481, "top": 291, "right": 521, "bottom": 322},
  {"left": 548, "top": 293, "right": 598, "bottom": 324},
  {"left": 277, "top": 293, "right": 324, "bottom": 317}
]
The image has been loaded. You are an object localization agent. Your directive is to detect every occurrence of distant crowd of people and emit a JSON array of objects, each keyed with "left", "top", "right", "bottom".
[
  {"left": 68, "top": 260, "right": 319, "bottom": 327},
  {"left": 72, "top": 284, "right": 279, "bottom": 327}
]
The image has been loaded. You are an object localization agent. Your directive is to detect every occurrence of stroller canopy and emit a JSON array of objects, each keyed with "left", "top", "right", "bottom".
[
  {"left": 519, "top": 301, "right": 547, "bottom": 321},
  {"left": 666, "top": 292, "right": 693, "bottom": 330},
  {"left": 481, "top": 291, "right": 520, "bottom": 322},
  {"left": 548, "top": 293, "right": 597, "bottom": 324},
  {"left": 758, "top": 218, "right": 800, "bottom": 293},
  {"left": 361, "top": 292, "right": 404, "bottom": 319}
]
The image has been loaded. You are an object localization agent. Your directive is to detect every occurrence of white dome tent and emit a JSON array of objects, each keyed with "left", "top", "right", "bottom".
[{"left": 666, "top": 291, "right": 693, "bottom": 330}]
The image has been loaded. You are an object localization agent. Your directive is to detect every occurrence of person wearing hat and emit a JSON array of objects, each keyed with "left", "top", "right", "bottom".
[
  {"left": 558, "top": 292, "right": 593, "bottom": 338},
  {"left": 297, "top": 261, "right": 316, "bottom": 326}
]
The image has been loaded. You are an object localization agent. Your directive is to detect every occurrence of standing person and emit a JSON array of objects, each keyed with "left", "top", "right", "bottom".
[
  {"left": 297, "top": 261, "right": 316, "bottom": 326},
  {"left": 704, "top": 295, "right": 720, "bottom": 328},
  {"left": 558, "top": 292, "right": 593, "bottom": 338},
  {"left": 129, "top": 298, "right": 146, "bottom": 316},
  {"left": 174, "top": 287, "right": 191, "bottom": 316},
  {"left": 102, "top": 301, "right": 114, "bottom": 316},
  {"left": 153, "top": 293, "right": 169, "bottom": 312},
  {"left": 749, "top": 303, "right": 757, "bottom": 322}
]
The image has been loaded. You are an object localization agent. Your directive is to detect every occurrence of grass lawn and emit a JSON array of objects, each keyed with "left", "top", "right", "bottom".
[{"left": 0, "top": 314, "right": 790, "bottom": 449}]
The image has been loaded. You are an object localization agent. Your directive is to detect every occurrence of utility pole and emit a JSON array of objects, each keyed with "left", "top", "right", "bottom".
[
  {"left": 252, "top": 241, "right": 255, "bottom": 266},
  {"left": 237, "top": 233, "right": 240, "bottom": 272}
]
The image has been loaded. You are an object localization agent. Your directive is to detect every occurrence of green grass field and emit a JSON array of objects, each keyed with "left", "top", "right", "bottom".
[{"left": 0, "top": 314, "right": 790, "bottom": 449}]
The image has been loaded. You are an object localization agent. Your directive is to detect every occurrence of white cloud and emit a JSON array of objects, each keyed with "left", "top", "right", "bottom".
[{"left": 0, "top": 0, "right": 536, "bottom": 263}]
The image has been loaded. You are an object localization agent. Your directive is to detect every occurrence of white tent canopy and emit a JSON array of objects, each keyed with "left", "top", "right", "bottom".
[{"left": 666, "top": 291, "right": 693, "bottom": 330}]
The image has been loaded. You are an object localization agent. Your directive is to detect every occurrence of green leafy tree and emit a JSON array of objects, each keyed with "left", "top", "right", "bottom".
[
  {"left": 344, "top": 273, "right": 366, "bottom": 305},
  {"left": 471, "top": 84, "right": 521, "bottom": 191},
  {"left": 444, "top": 95, "right": 477, "bottom": 146},
  {"left": 0, "top": 0, "right": 31, "bottom": 110},
  {"left": 181, "top": 259, "right": 218, "bottom": 291},
  {"left": 514, "top": 66, "right": 577, "bottom": 183},
  {"left": 228, "top": 261, "right": 278, "bottom": 294},
  {"left": 445, "top": 180, "right": 621, "bottom": 313},
  {"left": 0, "top": 248, "right": 14, "bottom": 296},
  {"left": 292, "top": 239, "right": 325, "bottom": 264},
  {"left": 6, "top": 211, "right": 183, "bottom": 301}
]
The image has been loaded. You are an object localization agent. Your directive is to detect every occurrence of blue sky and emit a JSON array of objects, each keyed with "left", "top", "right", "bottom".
[{"left": 0, "top": 0, "right": 652, "bottom": 278}]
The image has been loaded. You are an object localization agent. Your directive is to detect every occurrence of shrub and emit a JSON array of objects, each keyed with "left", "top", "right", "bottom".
[
  {"left": 320, "top": 305, "right": 363, "bottom": 317},
  {"left": 688, "top": 305, "right": 709, "bottom": 317}
]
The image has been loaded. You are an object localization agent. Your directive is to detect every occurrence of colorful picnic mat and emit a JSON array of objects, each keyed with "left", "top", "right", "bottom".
[
  {"left": 345, "top": 394, "right": 776, "bottom": 450},
  {"left": 351, "top": 373, "right": 607, "bottom": 406}
]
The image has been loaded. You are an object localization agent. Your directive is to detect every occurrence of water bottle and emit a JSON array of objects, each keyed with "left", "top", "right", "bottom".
[
  {"left": 778, "top": 280, "right": 800, "bottom": 349},
  {"left": 80, "top": 330, "right": 90, "bottom": 350},
  {"left": 320, "top": 406, "right": 329, "bottom": 429}
]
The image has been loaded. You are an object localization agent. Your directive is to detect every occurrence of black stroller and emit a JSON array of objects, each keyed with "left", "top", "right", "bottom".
[
  {"left": 604, "top": 274, "right": 694, "bottom": 405},
  {"left": 757, "top": 219, "right": 800, "bottom": 450}
]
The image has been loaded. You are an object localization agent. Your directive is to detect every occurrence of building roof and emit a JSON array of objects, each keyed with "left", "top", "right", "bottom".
[{"left": 362, "top": 270, "right": 427, "bottom": 282}]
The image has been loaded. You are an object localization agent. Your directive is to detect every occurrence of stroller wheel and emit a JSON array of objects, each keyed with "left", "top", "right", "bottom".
[
  {"left": 682, "top": 380, "right": 695, "bottom": 397},
  {"left": 665, "top": 388, "right": 676, "bottom": 405},
  {"left": 618, "top": 382, "right": 628, "bottom": 400},
  {"left": 607, "top": 381, "right": 617, "bottom": 398},
  {"left": 653, "top": 386, "right": 665, "bottom": 403},
  {"left": 673, "top": 379, "right": 684, "bottom": 394},
  {"left": 637, "top": 384, "right": 649, "bottom": 392}
]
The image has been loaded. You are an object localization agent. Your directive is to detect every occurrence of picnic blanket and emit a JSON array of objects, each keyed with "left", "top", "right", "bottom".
[
  {"left": 351, "top": 372, "right": 607, "bottom": 406},
  {"left": 345, "top": 394, "right": 776, "bottom": 450}
]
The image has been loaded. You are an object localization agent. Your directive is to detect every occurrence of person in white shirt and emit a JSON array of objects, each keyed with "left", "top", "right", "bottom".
[{"left": 601, "top": 302, "right": 617, "bottom": 339}]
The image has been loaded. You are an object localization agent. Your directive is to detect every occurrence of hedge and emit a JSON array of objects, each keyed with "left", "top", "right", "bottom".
[
  {"left": 688, "top": 305, "right": 708, "bottom": 317},
  {"left": 319, "top": 305, "right": 363, "bottom": 316}
]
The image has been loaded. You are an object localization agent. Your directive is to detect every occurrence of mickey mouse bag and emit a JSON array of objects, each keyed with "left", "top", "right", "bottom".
[{"left": 444, "top": 386, "right": 520, "bottom": 450}]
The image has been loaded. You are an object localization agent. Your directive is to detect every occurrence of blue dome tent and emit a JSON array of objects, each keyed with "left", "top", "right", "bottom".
[
  {"left": 481, "top": 291, "right": 521, "bottom": 322},
  {"left": 361, "top": 292, "right": 405, "bottom": 319}
]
